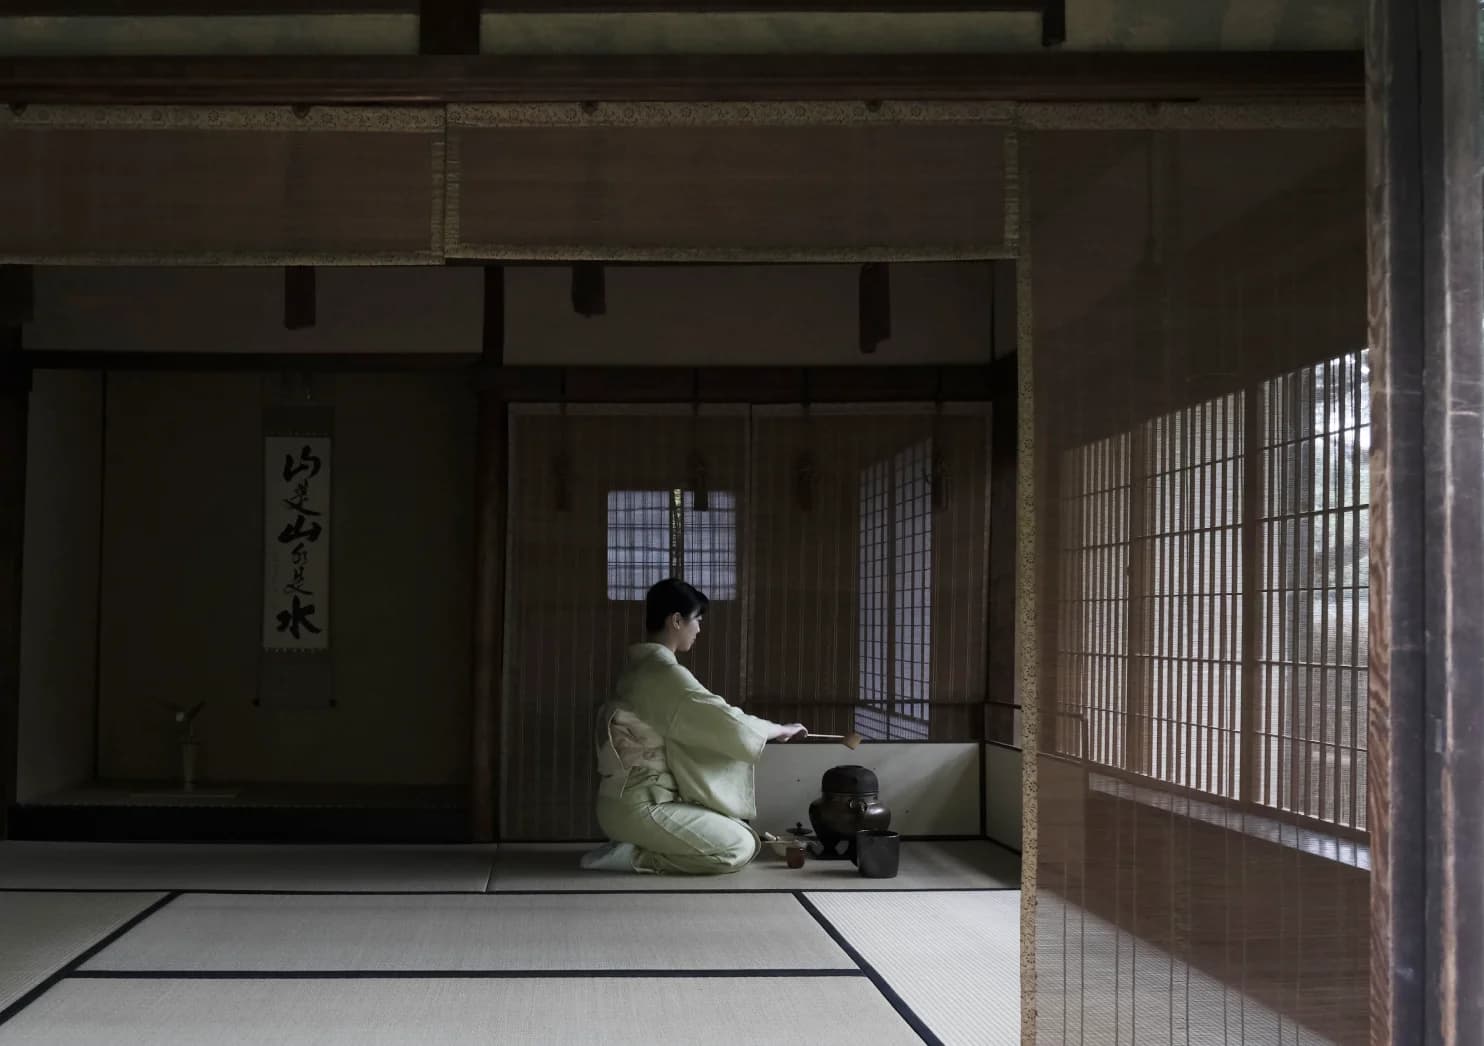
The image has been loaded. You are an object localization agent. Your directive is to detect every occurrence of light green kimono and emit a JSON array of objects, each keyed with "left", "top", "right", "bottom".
[{"left": 594, "top": 643, "right": 780, "bottom": 875}]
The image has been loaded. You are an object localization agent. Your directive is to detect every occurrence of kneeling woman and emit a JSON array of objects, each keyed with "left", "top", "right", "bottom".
[{"left": 581, "top": 578, "right": 806, "bottom": 875}]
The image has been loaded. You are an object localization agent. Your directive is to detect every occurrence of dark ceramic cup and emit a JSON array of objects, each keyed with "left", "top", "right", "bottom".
[{"left": 854, "top": 829, "right": 901, "bottom": 879}]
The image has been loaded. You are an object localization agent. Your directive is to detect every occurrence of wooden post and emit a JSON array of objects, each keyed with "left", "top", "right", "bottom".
[
  {"left": 987, "top": 355, "right": 1018, "bottom": 745},
  {"left": 0, "top": 326, "right": 27, "bottom": 840},
  {"left": 469, "top": 266, "right": 506, "bottom": 842},
  {"left": 1369, "top": 0, "right": 1484, "bottom": 1042}
]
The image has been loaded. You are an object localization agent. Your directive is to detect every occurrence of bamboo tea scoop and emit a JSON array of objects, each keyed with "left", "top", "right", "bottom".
[{"left": 806, "top": 732, "right": 863, "bottom": 750}]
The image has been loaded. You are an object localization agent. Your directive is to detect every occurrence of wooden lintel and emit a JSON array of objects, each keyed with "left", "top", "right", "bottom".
[
  {"left": 0, "top": 0, "right": 1035, "bottom": 10},
  {"left": 0, "top": 52, "right": 1363, "bottom": 106},
  {"left": 486, "top": 0, "right": 1042, "bottom": 9},
  {"left": 20, "top": 351, "right": 482, "bottom": 372},
  {"left": 0, "top": 0, "right": 415, "bottom": 11},
  {"left": 21, "top": 351, "right": 1006, "bottom": 400},
  {"left": 481, "top": 363, "right": 1004, "bottom": 402}
]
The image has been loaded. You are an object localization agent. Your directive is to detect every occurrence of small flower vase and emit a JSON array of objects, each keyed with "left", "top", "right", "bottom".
[{"left": 181, "top": 741, "right": 199, "bottom": 793}]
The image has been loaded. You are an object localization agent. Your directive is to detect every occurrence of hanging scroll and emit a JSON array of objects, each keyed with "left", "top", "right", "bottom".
[{"left": 263, "top": 435, "right": 332, "bottom": 652}]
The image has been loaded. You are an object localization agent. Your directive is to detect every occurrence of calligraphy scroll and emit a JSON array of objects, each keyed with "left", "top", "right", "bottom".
[{"left": 263, "top": 435, "right": 332, "bottom": 651}]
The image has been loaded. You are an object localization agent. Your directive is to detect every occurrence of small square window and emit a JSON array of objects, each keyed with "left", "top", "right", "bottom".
[{"left": 607, "top": 489, "right": 737, "bottom": 601}]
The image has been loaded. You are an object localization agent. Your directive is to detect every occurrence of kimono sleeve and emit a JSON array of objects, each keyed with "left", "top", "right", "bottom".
[{"left": 662, "top": 668, "right": 774, "bottom": 763}]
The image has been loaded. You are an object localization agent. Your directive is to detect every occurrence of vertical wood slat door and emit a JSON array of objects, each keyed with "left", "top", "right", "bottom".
[
  {"left": 499, "top": 403, "right": 991, "bottom": 840},
  {"left": 747, "top": 406, "right": 991, "bottom": 740},
  {"left": 501, "top": 407, "right": 747, "bottom": 841}
]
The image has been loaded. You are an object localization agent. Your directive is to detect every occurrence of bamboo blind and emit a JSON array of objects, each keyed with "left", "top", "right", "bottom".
[
  {"left": 746, "top": 407, "right": 990, "bottom": 742},
  {"left": 446, "top": 109, "right": 1011, "bottom": 260},
  {"left": 1053, "top": 360, "right": 1369, "bottom": 827},
  {"left": 0, "top": 108, "right": 445, "bottom": 263},
  {"left": 1031, "top": 126, "right": 1370, "bottom": 1046},
  {"left": 502, "top": 404, "right": 991, "bottom": 841}
]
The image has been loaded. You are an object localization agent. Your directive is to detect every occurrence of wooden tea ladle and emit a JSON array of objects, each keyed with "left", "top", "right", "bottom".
[{"left": 804, "top": 732, "right": 863, "bottom": 750}]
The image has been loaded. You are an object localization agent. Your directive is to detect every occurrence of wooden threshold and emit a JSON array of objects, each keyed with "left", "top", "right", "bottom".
[{"left": 0, "top": 51, "right": 1363, "bottom": 105}]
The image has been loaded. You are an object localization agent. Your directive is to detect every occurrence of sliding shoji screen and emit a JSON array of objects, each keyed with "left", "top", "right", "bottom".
[
  {"left": 747, "top": 406, "right": 991, "bottom": 741},
  {"left": 1136, "top": 391, "right": 1245, "bottom": 799},
  {"left": 1053, "top": 433, "right": 1132, "bottom": 764},
  {"left": 1055, "top": 392, "right": 1245, "bottom": 799},
  {"left": 1256, "top": 349, "right": 1371, "bottom": 832},
  {"left": 1030, "top": 126, "right": 1370, "bottom": 1046}
]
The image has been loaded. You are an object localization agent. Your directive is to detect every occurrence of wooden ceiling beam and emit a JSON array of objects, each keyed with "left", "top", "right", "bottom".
[
  {"left": 0, "top": 51, "right": 1363, "bottom": 105},
  {"left": 484, "top": 0, "right": 1043, "bottom": 10},
  {"left": 0, "top": 1, "right": 416, "bottom": 12},
  {"left": 0, "top": 0, "right": 1040, "bottom": 9}
]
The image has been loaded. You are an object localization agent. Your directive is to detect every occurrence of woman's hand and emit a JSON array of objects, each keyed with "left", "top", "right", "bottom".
[{"left": 770, "top": 723, "right": 808, "bottom": 742}]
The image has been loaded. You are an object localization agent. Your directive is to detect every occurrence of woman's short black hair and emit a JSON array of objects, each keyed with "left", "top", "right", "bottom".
[{"left": 645, "top": 578, "right": 709, "bottom": 633}]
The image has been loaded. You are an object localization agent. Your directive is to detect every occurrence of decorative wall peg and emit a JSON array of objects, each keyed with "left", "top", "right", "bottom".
[
  {"left": 571, "top": 263, "right": 606, "bottom": 318},
  {"left": 795, "top": 451, "right": 815, "bottom": 511}
]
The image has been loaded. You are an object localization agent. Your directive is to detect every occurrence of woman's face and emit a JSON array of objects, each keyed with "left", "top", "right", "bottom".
[{"left": 672, "top": 612, "right": 703, "bottom": 653}]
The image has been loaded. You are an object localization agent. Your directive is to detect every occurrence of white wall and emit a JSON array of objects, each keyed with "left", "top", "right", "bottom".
[
  {"left": 17, "top": 370, "right": 103, "bottom": 801},
  {"left": 756, "top": 742, "right": 981, "bottom": 837},
  {"left": 983, "top": 742, "right": 1022, "bottom": 851}
]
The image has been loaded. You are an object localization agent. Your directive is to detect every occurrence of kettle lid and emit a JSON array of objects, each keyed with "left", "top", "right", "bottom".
[{"left": 822, "top": 764, "right": 879, "bottom": 794}]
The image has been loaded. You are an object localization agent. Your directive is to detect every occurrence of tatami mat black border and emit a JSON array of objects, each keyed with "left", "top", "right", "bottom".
[
  {"left": 0, "top": 885, "right": 1017, "bottom": 895},
  {"left": 0, "top": 890, "right": 180, "bottom": 1027},
  {"left": 488, "top": 886, "right": 1017, "bottom": 894},
  {"left": 69, "top": 969, "right": 867, "bottom": 980},
  {"left": 793, "top": 891, "right": 945, "bottom": 1046}
]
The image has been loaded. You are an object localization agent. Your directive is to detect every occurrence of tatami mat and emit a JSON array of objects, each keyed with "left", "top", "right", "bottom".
[
  {"left": 0, "top": 975, "right": 922, "bottom": 1046},
  {"left": 0, "top": 892, "right": 165, "bottom": 1015},
  {"left": 491, "top": 840, "right": 1020, "bottom": 891},
  {"left": 807, "top": 889, "right": 1022, "bottom": 1046},
  {"left": 0, "top": 843, "right": 496, "bottom": 893},
  {"left": 82, "top": 893, "right": 854, "bottom": 972},
  {"left": 1035, "top": 898, "right": 1338, "bottom": 1046}
]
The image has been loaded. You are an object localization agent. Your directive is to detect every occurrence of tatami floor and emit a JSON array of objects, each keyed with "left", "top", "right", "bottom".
[{"left": 0, "top": 840, "right": 1022, "bottom": 1045}]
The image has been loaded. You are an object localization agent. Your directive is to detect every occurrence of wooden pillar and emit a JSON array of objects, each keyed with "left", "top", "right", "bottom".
[
  {"left": 0, "top": 326, "right": 27, "bottom": 840},
  {"left": 987, "top": 354, "right": 1018, "bottom": 744},
  {"left": 1369, "top": 0, "right": 1484, "bottom": 1042},
  {"left": 469, "top": 267, "right": 506, "bottom": 842}
]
